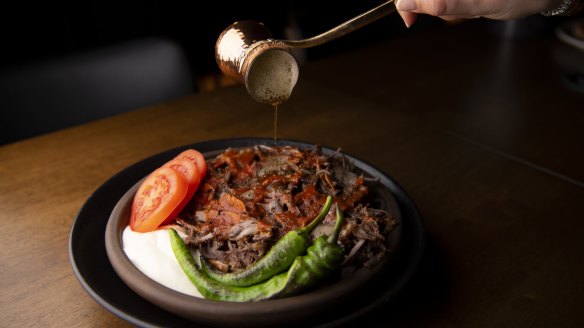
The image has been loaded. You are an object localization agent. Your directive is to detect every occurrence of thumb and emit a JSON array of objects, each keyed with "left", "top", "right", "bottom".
[{"left": 396, "top": 0, "right": 481, "bottom": 17}]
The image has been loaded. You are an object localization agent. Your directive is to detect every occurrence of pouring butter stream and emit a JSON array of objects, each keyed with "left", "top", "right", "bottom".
[
  {"left": 245, "top": 47, "right": 299, "bottom": 141},
  {"left": 215, "top": 22, "right": 300, "bottom": 142},
  {"left": 215, "top": 1, "right": 397, "bottom": 140}
]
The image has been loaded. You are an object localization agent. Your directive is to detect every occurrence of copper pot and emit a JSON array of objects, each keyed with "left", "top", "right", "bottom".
[{"left": 215, "top": 0, "right": 397, "bottom": 105}]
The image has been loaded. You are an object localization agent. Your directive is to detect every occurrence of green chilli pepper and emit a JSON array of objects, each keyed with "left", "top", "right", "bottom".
[
  {"left": 169, "top": 204, "right": 346, "bottom": 302},
  {"left": 199, "top": 195, "right": 333, "bottom": 287}
]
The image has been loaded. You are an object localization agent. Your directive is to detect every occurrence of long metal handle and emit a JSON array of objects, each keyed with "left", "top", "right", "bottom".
[{"left": 280, "top": 0, "right": 397, "bottom": 49}]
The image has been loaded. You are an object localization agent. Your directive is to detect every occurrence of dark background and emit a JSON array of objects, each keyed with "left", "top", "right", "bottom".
[
  {"left": 0, "top": 0, "right": 438, "bottom": 78},
  {"left": 0, "top": 0, "right": 445, "bottom": 145},
  {"left": 1, "top": 0, "right": 577, "bottom": 145}
]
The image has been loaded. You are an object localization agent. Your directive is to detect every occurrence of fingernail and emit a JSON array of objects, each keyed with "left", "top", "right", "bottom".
[{"left": 397, "top": 0, "right": 417, "bottom": 12}]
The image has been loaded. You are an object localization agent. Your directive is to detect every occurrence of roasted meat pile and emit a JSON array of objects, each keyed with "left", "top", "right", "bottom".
[{"left": 177, "top": 145, "right": 396, "bottom": 275}]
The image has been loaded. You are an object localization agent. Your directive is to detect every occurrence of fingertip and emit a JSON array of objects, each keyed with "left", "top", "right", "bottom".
[{"left": 398, "top": 11, "right": 417, "bottom": 28}]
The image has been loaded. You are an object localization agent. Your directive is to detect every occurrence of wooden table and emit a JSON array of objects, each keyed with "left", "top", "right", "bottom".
[{"left": 1, "top": 19, "right": 583, "bottom": 327}]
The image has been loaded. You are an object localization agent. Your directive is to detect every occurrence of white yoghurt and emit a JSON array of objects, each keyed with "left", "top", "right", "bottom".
[{"left": 122, "top": 226, "right": 203, "bottom": 298}]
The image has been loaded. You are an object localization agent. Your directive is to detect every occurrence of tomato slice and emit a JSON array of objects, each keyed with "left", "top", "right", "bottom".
[
  {"left": 162, "top": 158, "right": 201, "bottom": 224},
  {"left": 129, "top": 167, "right": 188, "bottom": 232},
  {"left": 175, "top": 149, "right": 207, "bottom": 183}
]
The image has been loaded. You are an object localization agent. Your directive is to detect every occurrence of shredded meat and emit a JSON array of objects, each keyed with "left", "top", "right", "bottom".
[{"left": 177, "top": 145, "right": 396, "bottom": 273}]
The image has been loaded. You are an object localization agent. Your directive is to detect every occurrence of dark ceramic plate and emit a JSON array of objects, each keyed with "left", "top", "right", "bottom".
[{"left": 69, "top": 138, "right": 425, "bottom": 327}]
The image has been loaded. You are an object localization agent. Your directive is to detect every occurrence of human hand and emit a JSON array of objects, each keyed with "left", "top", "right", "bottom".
[{"left": 395, "top": 0, "right": 565, "bottom": 27}]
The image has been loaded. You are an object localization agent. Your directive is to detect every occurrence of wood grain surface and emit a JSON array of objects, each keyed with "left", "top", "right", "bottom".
[{"left": 1, "top": 19, "right": 583, "bottom": 327}]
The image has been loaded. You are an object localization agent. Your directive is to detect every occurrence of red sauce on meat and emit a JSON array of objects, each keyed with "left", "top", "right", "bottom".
[{"left": 178, "top": 145, "right": 395, "bottom": 273}]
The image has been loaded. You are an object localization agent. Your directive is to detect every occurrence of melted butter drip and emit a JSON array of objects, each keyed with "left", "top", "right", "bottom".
[{"left": 272, "top": 104, "right": 279, "bottom": 143}]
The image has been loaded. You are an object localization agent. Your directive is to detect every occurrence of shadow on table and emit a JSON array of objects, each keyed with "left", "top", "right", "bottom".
[{"left": 344, "top": 235, "right": 451, "bottom": 327}]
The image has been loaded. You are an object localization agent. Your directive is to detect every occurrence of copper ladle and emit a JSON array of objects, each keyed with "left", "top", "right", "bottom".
[{"left": 215, "top": 0, "right": 397, "bottom": 105}]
